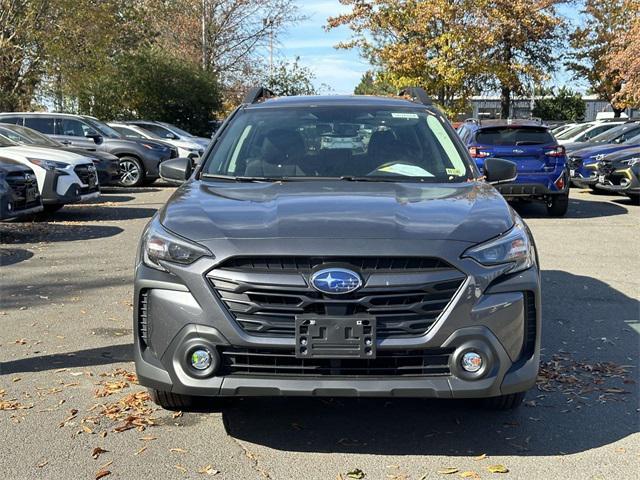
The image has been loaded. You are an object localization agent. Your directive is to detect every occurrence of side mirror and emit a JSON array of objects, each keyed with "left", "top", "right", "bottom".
[
  {"left": 160, "top": 157, "right": 193, "bottom": 183},
  {"left": 85, "top": 130, "right": 103, "bottom": 143},
  {"left": 483, "top": 158, "right": 517, "bottom": 185},
  {"left": 165, "top": 133, "right": 178, "bottom": 140}
]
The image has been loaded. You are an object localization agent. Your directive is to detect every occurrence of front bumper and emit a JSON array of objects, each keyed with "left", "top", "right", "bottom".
[
  {"left": 595, "top": 167, "right": 640, "bottom": 195},
  {"left": 133, "top": 239, "right": 541, "bottom": 399}
]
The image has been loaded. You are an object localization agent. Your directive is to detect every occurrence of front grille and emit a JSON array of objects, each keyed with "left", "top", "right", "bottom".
[
  {"left": 219, "top": 347, "right": 453, "bottom": 377},
  {"left": 74, "top": 164, "right": 99, "bottom": 193},
  {"left": 567, "top": 156, "right": 583, "bottom": 169},
  {"left": 208, "top": 256, "right": 465, "bottom": 338},
  {"left": 138, "top": 290, "right": 149, "bottom": 347},
  {"left": 597, "top": 159, "right": 616, "bottom": 175},
  {"left": 6, "top": 172, "right": 40, "bottom": 210}
]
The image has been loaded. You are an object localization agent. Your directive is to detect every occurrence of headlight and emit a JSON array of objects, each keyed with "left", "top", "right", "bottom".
[
  {"left": 142, "top": 143, "right": 167, "bottom": 152},
  {"left": 621, "top": 157, "right": 640, "bottom": 167},
  {"left": 462, "top": 218, "right": 535, "bottom": 274},
  {"left": 142, "top": 218, "right": 212, "bottom": 271},
  {"left": 27, "top": 158, "right": 69, "bottom": 171}
]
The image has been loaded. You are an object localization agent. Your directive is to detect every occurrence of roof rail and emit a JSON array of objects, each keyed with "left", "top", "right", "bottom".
[
  {"left": 464, "top": 118, "right": 481, "bottom": 125},
  {"left": 397, "top": 87, "right": 433, "bottom": 106},
  {"left": 243, "top": 86, "right": 275, "bottom": 104}
]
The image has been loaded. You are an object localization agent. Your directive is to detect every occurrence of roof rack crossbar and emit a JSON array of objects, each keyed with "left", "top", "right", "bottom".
[
  {"left": 397, "top": 87, "right": 433, "bottom": 106},
  {"left": 243, "top": 86, "right": 275, "bottom": 104}
]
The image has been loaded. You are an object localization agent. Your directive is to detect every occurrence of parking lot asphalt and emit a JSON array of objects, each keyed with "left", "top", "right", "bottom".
[{"left": 1, "top": 185, "right": 638, "bottom": 480}]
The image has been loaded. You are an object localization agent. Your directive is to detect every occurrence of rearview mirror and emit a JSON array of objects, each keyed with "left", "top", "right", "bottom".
[
  {"left": 483, "top": 158, "right": 517, "bottom": 185},
  {"left": 160, "top": 157, "right": 193, "bottom": 183}
]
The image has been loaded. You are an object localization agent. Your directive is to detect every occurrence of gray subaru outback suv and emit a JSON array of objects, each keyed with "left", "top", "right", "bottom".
[{"left": 134, "top": 88, "right": 541, "bottom": 411}]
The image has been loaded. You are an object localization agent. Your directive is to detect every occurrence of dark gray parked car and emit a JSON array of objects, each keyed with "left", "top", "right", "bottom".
[
  {"left": 0, "top": 157, "right": 43, "bottom": 219},
  {"left": 0, "top": 113, "right": 178, "bottom": 186},
  {"left": 134, "top": 89, "right": 541, "bottom": 411}
]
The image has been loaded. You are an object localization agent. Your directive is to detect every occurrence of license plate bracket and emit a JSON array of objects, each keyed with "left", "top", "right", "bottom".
[
  {"left": 26, "top": 186, "right": 38, "bottom": 203},
  {"left": 295, "top": 315, "right": 376, "bottom": 359}
]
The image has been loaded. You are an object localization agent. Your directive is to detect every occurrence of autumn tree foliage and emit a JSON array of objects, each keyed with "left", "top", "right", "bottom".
[
  {"left": 566, "top": 0, "right": 631, "bottom": 117},
  {"left": 607, "top": 0, "right": 640, "bottom": 108},
  {"left": 328, "top": 0, "right": 566, "bottom": 118}
]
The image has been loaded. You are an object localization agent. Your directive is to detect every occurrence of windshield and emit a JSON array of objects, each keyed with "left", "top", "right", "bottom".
[
  {"left": 0, "top": 123, "right": 61, "bottom": 147},
  {"left": 0, "top": 134, "right": 18, "bottom": 147},
  {"left": 590, "top": 123, "right": 640, "bottom": 144},
  {"left": 476, "top": 127, "right": 555, "bottom": 146},
  {"left": 202, "top": 106, "right": 474, "bottom": 182},
  {"left": 83, "top": 117, "right": 122, "bottom": 139},
  {"left": 160, "top": 122, "right": 194, "bottom": 137},
  {"left": 556, "top": 123, "right": 591, "bottom": 139},
  {"left": 111, "top": 125, "right": 150, "bottom": 139}
]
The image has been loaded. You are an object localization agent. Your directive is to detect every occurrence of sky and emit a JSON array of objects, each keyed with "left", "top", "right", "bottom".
[{"left": 273, "top": 0, "right": 587, "bottom": 95}]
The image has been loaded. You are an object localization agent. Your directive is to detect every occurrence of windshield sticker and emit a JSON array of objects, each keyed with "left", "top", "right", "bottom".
[
  {"left": 427, "top": 116, "right": 466, "bottom": 174},
  {"left": 391, "top": 112, "right": 419, "bottom": 119},
  {"left": 446, "top": 168, "right": 463, "bottom": 176},
  {"left": 379, "top": 163, "right": 434, "bottom": 177}
]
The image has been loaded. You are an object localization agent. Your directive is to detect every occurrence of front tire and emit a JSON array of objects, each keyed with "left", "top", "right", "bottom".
[
  {"left": 546, "top": 193, "right": 569, "bottom": 216},
  {"left": 148, "top": 388, "right": 198, "bottom": 411},
  {"left": 118, "top": 157, "right": 145, "bottom": 187},
  {"left": 481, "top": 391, "right": 526, "bottom": 410}
]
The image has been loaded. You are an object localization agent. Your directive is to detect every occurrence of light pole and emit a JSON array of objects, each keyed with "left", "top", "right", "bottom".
[
  {"left": 263, "top": 17, "right": 274, "bottom": 79},
  {"left": 202, "top": 0, "right": 207, "bottom": 70}
]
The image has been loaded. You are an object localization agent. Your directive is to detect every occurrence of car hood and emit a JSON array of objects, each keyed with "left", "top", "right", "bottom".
[
  {"left": 571, "top": 143, "right": 638, "bottom": 160},
  {"left": 160, "top": 180, "right": 514, "bottom": 243},
  {"left": 0, "top": 146, "right": 90, "bottom": 165},
  {"left": 190, "top": 137, "right": 210, "bottom": 148},
  {"left": 0, "top": 158, "right": 33, "bottom": 174},
  {"left": 604, "top": 146, "right": 640, "bottom": 161},
  {"left": 563, "top": 141, "right": 590, "bottom": 153}
]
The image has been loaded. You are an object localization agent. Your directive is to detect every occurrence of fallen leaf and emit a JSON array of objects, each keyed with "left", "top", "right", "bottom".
[
  {"left": 12, "top": 377, "right": 21, "bottom": 383},
  {"left": 175, "top": 464, "right": 188, "bottom": 473},
  {"left": 487, "top": 464, "right": 509, "bottom": 474},
  {"left": 92, "top": 447, "right": 108, "bottom": 460},
  {"left": 170, "top": 448, "right": 188, "bottom": 454},
  {"left": 139, "top": 436, "right": 157, "bottom": 441},
  {"left": 134, "top": 446, "right": 147, "bottom": 456},
  {"left": 438, "top": 468, "right": 459, "bottom": 475},
  {"left": 459, "top": 472, "right": 480, "bottom": 479},
  {"left": 473, "top": 453, "right": 487, "bottom": 461},
  {"left": 95, "top": 469, "right": 111, "bottom": 480},
  {"left": 197, "top": 464, "right": 220, "bottom": 475},
  {"left": 36, "top": 460, "right": 48, "bottom": 468},
  {"left": 346, "top": 468, "right": 366, "bottom": 479}
]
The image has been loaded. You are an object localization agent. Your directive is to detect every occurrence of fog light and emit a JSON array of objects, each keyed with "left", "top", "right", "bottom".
[
  {"left": 190, "top": 349, "right": 212, "bottom": 370},
  {"left": 7, "top": 202, "right": 12, "bottom": 211},
  {"left": 461, "top": 351, "right": 483, "bottom": 373}
]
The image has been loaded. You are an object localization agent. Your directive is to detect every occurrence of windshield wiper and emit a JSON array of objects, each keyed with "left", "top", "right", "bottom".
[
  {"left": 201, "top": 174, "right": 291, "bottom": 182},
  {"left": 515, "top": 141, "right": 544, "bottom": 146},
  {"left": 338, "top": 175, "right": 426, "bottom": 182}
]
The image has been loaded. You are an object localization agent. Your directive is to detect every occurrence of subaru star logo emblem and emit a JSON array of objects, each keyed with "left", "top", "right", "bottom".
[{"left": 310, "top": 268, "right": 362, "bottom": 295}]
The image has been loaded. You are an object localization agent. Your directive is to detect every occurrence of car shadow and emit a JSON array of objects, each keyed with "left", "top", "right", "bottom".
[
  {"left": 220, "top": 270, "right": 638, "bottom": 456},
  {"left": 512, "top": 196, "right": 630, "bottom": 219},
  {"left": 0, "top": 344, "right": 133, "bottom": 375},
  {"left": 0, "top": 247, "right": 33, "bottom": 266},
  {"left": 0, "top": 223, "right": 123, "bottom": 244},
  {"left": 39, "top": 205, "right": 157, "bottom": 222}
]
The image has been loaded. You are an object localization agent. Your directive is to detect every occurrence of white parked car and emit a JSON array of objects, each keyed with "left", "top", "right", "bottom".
[
  {"left": 556, "top": 121, "right": 626, "bottom": 145},
  {"left": 0, "top": 134, "right": 99, "bottom": 212},
  {"left": 122, "top": 120, "right": 210, "bottom": 149},
  {"left": 108, "top": 122, "right": 204, "bottom": 159}
]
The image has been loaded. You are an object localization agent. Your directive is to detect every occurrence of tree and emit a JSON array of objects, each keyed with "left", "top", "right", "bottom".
[
  {"left": 0, "top": 0, "right": 53, "bottom": 110},
  {"left": 327, "top": 0, "right": 566, "bottom": 118},
  {"left": 478, "top": 0, "right": 567, "bottom": 118},
  {"left": 532, "top": 87, "right": 586, "bottom": 121},
  {"left": 76, "top": 48, "right": 221, "bottom": 136},
  {"left": 327, "top": 0, "right": 488, "bottom": 117},
  {"left": 353, "top": 71, "right": 395, "bottom": 95},
  {"left": 566, "top": 0, "right": 629, "bottom": 117},
  {"left": 607, "top": 0, "right": 640, "bottom": 108},
  {"left": 267, "top": 57, "right": 317, "bottom": 96}
]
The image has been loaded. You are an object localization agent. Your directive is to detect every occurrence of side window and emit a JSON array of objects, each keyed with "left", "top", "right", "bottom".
[
  {"left": 24, "top": 116, "right": 55, "bottom": 134},
  {"left": 56, "top": 118, "right": 91, "bottom": 136},
  {"left": 584, "top": 125, "right": 608, "bottom": 140},
  {"left": 0, "top": 116, "right": 23, "bottom": 126},
  {"left": 140, "top": 124, "right": 172, "bottom": 138}
]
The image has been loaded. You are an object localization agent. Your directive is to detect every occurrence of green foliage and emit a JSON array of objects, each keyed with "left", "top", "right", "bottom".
[
  {"left": 354, "top": 71, "right": 395, "bottom": 96},
  {"left": 566, "top": 0, "right": 627, "bottom": 113},
  {"left": 532, "top": 87, "right": 586, "bottom": 121},
  {"left": 77, "top": 49, "right": 222, "bottom": 136},
  {"left": 267, "top": 57, "right": 317, "bottom": 96}
]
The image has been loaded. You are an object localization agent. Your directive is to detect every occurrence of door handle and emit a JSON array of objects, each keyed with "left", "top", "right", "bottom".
[{"left": 59, "top": 140, "right": 72, "bottom": 145}]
